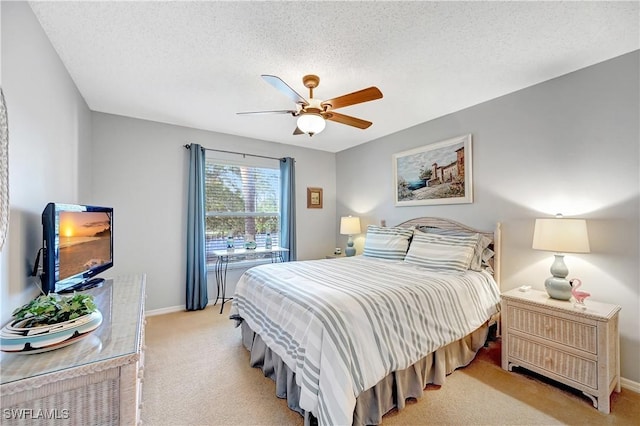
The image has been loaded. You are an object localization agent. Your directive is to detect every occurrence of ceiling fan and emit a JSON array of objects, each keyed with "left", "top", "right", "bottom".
[{"left": 237, "top": 74, "right": 383, "bottom": 137}]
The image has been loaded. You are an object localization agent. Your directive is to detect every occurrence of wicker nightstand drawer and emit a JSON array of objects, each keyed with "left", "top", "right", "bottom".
[
  {"left": 506, "top": 305, "right": 597, "bottom": 353},
  {"left": 508, "top": 334, "right": 597, "bottom": 388}
]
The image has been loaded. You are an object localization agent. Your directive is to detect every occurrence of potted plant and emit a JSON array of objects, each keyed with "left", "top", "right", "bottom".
[{"left": 1, "top": 293, "right": 103, "bottom": 353}]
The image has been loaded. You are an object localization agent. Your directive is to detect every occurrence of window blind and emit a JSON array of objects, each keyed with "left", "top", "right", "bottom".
[{"left": 204, "top": 156, "right": 280, "bottom": 261}]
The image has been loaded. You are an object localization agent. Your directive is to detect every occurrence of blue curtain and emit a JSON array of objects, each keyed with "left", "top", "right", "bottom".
[
  {"left": 280, "top": 157, "right": 296, "bottom": 261},
  {"left": 186, "top": 143, "right": 208, "bottom": 310}
]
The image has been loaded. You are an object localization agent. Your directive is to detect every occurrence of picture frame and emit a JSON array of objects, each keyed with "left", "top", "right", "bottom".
[
  {"left": 393, "top": 134, "right": 473, "bottom": 206},
  {"left": 306, "top": 187, "right": 323, "bottom": 209}
]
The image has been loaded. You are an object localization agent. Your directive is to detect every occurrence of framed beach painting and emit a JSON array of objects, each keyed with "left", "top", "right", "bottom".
[{"left": 393, "top": 134, "right": 473, "bottom": 206}]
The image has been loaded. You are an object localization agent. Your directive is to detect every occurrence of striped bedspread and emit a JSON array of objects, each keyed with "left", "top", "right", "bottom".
[{"left": 229, "top": 256, "right": 501, "bottom": 425}]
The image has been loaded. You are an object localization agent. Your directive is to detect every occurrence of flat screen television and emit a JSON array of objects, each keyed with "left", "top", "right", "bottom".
[{"left": 41, "top": 203, "right": 113, "bottom": 294}]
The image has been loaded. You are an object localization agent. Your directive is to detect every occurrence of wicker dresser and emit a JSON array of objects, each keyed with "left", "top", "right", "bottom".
[
  {"left": 1, "top": 275, "right": 146, "bottom": 425},
  {"left": 501, "top": 288, "right": 621, "bottom": 413}
]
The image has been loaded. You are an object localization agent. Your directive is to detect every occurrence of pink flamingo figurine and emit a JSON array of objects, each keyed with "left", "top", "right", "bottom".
[{"left": 570, "top": 278, "right": 590, "bottom": 308}]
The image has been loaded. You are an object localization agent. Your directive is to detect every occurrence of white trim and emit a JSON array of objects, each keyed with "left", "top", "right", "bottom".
[
  {"left": 145, "top": 305, "right": 184, "bottom": 317},
  {"left": 621, "top": 377, "right": 640, "bottom": 393}
]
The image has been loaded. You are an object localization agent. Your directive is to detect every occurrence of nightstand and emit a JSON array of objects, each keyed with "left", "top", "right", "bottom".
[
  {"left": 501, "top": 288, "right": 621, "bottom": 413},
  {"left": 326, "top": 253, "right": 346, "bottom": 259}
]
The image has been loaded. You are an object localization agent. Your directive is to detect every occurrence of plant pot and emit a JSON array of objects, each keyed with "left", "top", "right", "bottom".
[{"left": 0, "top": 310, "right": 103, "bottom": 354}]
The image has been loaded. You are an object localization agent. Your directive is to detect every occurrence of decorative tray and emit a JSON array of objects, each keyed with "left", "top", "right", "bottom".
[{"left": 1, "top": 310, "right": 103, "bottom": 354}]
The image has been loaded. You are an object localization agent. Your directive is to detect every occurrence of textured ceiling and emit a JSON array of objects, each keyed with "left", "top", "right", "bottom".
[{"left": 29, "top": 1, "right": 639, "bottom": 153}]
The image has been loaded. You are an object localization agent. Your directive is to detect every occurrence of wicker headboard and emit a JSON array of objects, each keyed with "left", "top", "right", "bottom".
[{"left": 394, "top": 217, "right": 502, "bottom": 287}]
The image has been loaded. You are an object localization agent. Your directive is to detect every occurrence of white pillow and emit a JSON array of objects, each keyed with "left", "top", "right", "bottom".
[
  {"left": 363, "top": 225, "right": 414, "bottom": 260},
  {"left": 404, "top": 229, "right": 477, "bottom": 272}
]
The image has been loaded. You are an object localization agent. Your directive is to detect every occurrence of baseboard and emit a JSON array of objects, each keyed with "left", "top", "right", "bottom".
[
  {"left": 145, "top": 305, "right": 185, "bottom": 317},
  {"left": 621, "top": 377, "right": 640, "bottom": 393}
]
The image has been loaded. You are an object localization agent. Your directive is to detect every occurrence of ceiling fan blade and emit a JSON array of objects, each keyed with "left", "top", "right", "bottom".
[
  {"left": 322, "top": 87, "right": 383, "bottom": 110},
  {"left": 325, "top": 112, "right": 372, "bottom": 129},
  {"left": 293, "top": 127, "right": 305, "bottom": 135},
  {"left": 262, "top": 75, "right": 308, "bottom": 106},
  {"left": 236, "top": 110, "right": 296, "bottom": 115}
]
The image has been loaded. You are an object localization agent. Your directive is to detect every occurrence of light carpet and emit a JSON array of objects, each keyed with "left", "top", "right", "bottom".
[{"left": 142, "top": 304, "right": 639, "bottom": 425}]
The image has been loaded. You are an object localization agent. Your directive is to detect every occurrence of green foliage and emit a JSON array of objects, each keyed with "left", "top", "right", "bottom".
[
  {"left": 397, "top": 177, "right": 413, "bottom": 200},
  {"left": 204, "top": 162, "right": 280, "bottom": 237},
  {"left": 419, "top": 167, "right": 432, "bottom": 181},
  {"left": 11, "top": 294, "right": 97, "bottom": 328}
]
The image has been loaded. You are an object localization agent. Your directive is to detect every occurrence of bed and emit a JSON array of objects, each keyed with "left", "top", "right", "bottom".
[{"left": 229, "top": 217, "right": 502, "bottom": 425}]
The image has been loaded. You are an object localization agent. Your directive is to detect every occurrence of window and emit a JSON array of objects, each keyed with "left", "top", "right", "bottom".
[{"left": 204, "top": 154, "right": 280, "bottom": 264}]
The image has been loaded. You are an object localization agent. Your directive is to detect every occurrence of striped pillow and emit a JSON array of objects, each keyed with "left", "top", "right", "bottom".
[
  {"left": 416, "top": 226, "right": 491, "bottom": 271},
  {"left": 404, "top": 230, "right": 477, "bottom": 272},
  {"left": 363, "top": 225, "right": 414, "bottom": 260}
]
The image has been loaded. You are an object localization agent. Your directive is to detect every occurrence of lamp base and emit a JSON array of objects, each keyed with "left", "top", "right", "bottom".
[
  {"left": 545, "top": 276, "right": 572, "bottom": 300},
  {"left": 345, "top": 235, "right": 355, "bottom": 257}
]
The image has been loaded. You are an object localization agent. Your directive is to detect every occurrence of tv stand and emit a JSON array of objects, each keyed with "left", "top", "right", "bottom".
[
  {"left": 1, "top": 275, "right": 146, "bottom": 425},
  {"left": 57, "top": 277, "right": 105, "bottom": 294}
]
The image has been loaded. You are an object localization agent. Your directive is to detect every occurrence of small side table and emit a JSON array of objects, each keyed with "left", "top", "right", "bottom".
[
  {"left": 212, "top": 247, "right": 289, "bottom": 314},
  {"left": 326, "top": 253, "right": 346, "bottom": 259}
]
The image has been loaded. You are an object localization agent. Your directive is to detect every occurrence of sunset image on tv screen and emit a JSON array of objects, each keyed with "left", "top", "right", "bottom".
[{"left": 58, "top": 211, "right": 111, "bottom": 279}]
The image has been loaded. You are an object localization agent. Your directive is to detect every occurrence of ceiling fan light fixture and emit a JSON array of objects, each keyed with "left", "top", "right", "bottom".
[
  {"left": 240, "top": 74, "right": 383, "bottom": 136},
  {"left": 297, "top": 113, "right": 325, "bottom": 136}
]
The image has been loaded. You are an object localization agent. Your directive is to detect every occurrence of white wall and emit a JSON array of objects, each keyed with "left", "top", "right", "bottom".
[
  {"left": 0, "top": 2, "right": 92, "bottom": 324},
  {"left": 336, "top": 51, "right": 640, "bottom": 383},
  {"left": 90, "top": 113, "right": 336, "bottom": 311}
]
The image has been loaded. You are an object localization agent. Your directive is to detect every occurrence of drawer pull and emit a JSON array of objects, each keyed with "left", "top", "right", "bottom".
[
  {"left": 544, "top": 356, "right": 553, "bottom": 364},
  {"left": 544, "top": 324, "right": 552, "bottom": 332},
  {"left": 138, "top": 368, "right": 144, "bottom": 379}
]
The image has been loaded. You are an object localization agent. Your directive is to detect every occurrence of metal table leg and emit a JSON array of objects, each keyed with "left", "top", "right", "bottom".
[{"left": 215, "top": 255, "right": 230, "bottom": 314}]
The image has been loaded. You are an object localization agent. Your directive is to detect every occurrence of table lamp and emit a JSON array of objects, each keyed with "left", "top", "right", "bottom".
[
  {"left": 532, "top": 215, "right": 590, "bottom": 300},
  {"left": 340, "top": 216, "right": 361, "bottom": 257}
]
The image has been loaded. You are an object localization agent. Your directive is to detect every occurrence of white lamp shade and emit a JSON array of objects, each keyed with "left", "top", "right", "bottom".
[
  {"left": 297, "top": 113, "right": 326, "bottom": 135},
  {"left": 532, "top": 218, "right": 590, "bottom": 253},
  {"left": 340, "top": 216, "right": 361, "bottom": 235}
]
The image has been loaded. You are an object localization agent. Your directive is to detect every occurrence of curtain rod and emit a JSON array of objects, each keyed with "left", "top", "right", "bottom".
[{"left": 184, "top": 143, "right": 289, "bottom": 162}]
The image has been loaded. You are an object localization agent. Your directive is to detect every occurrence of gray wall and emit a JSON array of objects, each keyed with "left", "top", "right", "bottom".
[
  {"left": 336, "top": 51, "right": 640, "bottom": 383},
  {"left": 91, "top": 113, "right": 337, "bottom": 312},
  {"left": 1, "top": 0, "right": 337, "bottom": 318},
  {"left": 0, "top": 2, "right": 93, "bottom": 323},
  {"left": 3, "top": 0, "right": 638, "bottom": 386}
]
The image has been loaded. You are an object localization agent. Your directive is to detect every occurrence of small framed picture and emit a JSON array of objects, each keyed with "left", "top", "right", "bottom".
[{"left": 307, "top": 187, "right": 323, "bottom": 209}]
